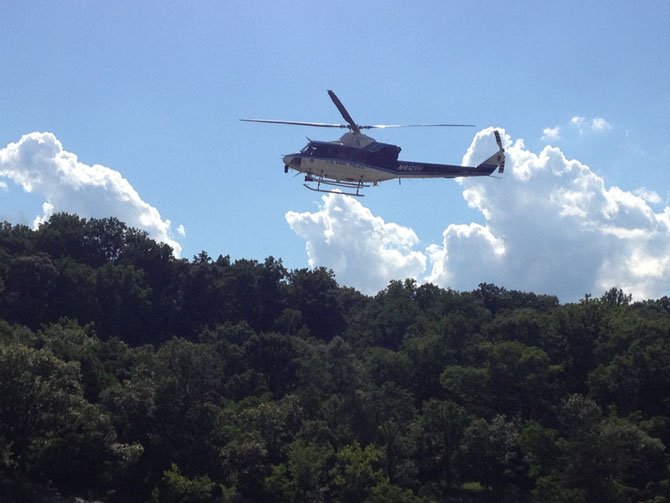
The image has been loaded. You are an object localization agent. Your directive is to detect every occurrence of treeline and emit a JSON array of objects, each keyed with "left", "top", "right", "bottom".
[{"left": 1, "top": 214, "right": 670, "bottom": 502}]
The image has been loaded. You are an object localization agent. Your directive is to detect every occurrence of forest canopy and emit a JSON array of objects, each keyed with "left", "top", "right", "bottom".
[{"left": 1, "top": 214, "right": 669, "bottom": 502}]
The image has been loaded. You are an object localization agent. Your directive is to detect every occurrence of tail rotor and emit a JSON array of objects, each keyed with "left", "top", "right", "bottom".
[{"left": 494, "top": 130, "right": 505, "bottom": 174}]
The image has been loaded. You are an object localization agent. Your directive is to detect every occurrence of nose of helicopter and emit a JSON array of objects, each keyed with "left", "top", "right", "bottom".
[{"left": 283, "top": 155, "right": 301, "bottom": 168}]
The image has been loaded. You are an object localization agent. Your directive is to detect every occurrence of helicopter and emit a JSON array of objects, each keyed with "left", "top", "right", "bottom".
[{"left": 241, "top": 90, "right": 504, "bottom": 197}]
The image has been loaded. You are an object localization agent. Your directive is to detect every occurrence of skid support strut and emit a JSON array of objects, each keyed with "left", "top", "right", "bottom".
[{"left": 303, "top": 174, "right": 369, "bottom": 197}]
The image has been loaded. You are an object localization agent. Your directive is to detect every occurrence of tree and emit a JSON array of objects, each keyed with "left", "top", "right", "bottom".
[
  {"left": 232, "top": 256, "right": 287, "bottom": 332},
  {"left": 219, "top": 431, "right": 269, "bottom": 499},
  {"left": 265, "top": 439, "right": 333, "bottom": 502},
  {"left": 151, "top": 463, "right": 230, "bottom": 503},
  {"left": 0, "top": 221, "right": 34, "bottom": 256},
  {"left": 357, "top": 382, "right": 417, "bottom": 481},
  {"left": 481, "top": 341, "right": 561, "bottom": 420},
  {"left": 180, "top": 255, "right": 230, "bottom": 336},
  {"left": 243, "top": 332, "right": 298, "bottom": 397},
  {"left": 1, "top": 254, "right": 58, "bottom": 327},
  {"left": 548, "top": 302, "right": 605, "bottom": 393},
  {"left": 364, "top": 279, "right": 424, "bottom": 350},
  {"left": 50, "top": 257, "right": 100, "bottom": 327},
  {"left": 460, "top": 415, "right": 525, "bottom": 498},
  {"left": 219, "top": 396, "right": 305, "bottom": 498},
  {"left": 368, "top": 480, "right": 421, "bottom": 503},
  {"left": 233, "top": 397, "right": 303, "bottom": 465},
  {"left": 287, "top": 268, "right": 345, "bottom": 340},
  {"left": 330, "top": 441, "right": 387, "bottom": 503},
  {"left": 101, "top": 370, "right": 157, "bottom": 445},
  {"left": 474, "top": 282, "right": 559, "bottom": 315},
  {"left": 0, "top": 341, "right": 141, "bottom": 497},
  {"left": 600, "top": 287, "right": 631, "bottom": 307},
  {"left": 413, "top": 399, "right": 471, "bottom": 492},
  {"left": 481, "top": 308, "right": 553, "bottom": 348},
  {"left": 401, "top": 330, "right": 455, "bottom": 400},
  {"left": 441, "top": 365, "right": 491, "bottom": 417},
  {"left": 517, "top": 421, "right": 559, "bottom": 481},
  {"left": 34, "top": 213, "right": 89, "bottom": 263},
  {"left": 37, "top": 319, "right": 115, "bottom": 401},
  {"left": 84, "top": 216, "right": 130, "bottom": 265},
  {"left": 535, "top": 395, "right": 667, "bottom": 502},
  {"left": 362, "top": 346, "right": 413, "bottom": 390},
  {"left": 149, "top": 339, "right": 226, "bottom": 477},
  {"left": 589, "top": 326, "right": 670, "bottom": 417},
  {"left": 5, "top": 214, "right": 670, "bottom": 501},
  {"left": 95, "top": 263, "right": 152, "bottom": 342}
]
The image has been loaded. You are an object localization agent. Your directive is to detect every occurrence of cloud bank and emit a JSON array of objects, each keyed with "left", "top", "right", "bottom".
[
  {"left": 1, "top": 132, "right": 183, "bottom": 256},
  {"left": 286, "top": 128, "right": 670, "bottom": 301}
]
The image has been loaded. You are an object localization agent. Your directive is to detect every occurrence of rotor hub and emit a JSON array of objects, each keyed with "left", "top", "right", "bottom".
[{"left": 339, "top": 132, "right": 376, "bottom": 148}]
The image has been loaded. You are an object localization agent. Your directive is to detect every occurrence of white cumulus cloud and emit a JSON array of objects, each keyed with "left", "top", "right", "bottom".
[
  {"left": 0, "top": 132, "right": 183, "bottom": 256},
  {"left": 541, "top": 126, "right": 561, "bottom": 142},
  {"left": 570, "top": 115, "right": 612, "bottom": 134},
  {"left": 542, "top": 116, "right": 613, "bottom": 143},
  {"left": 285, "top": 194, "right": 426, "bottom": 295},
  {"left": 431, "top": 128, "right": 670, "bottom": 300},
  {"left": 286, "top": 128, "right": 670, "bottom": 301},
  {"left": 590, "top": 117, "right": 612, "bottom": 131}
]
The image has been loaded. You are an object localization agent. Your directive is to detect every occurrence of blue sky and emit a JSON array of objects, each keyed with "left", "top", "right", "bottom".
[{"left": 2, "top": 1, "right": 669, "bottom": 301}]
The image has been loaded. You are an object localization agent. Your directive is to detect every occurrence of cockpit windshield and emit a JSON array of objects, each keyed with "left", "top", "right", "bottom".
[
  {"left": 300, "top": 142, "right": 334, "bottom": 157},
  {"left": 300, "top": 143, "right": 316, "bottom": 155}
]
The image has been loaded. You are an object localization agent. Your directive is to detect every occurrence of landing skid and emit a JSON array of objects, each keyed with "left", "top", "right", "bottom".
[{"left": 303, "top": 174, "right": 370, "bottom": 197}]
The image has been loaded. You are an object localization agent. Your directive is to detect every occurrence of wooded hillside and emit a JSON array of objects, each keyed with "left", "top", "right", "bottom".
[{"left": 1, "top": 214, "right": 669, "bottom": 502}]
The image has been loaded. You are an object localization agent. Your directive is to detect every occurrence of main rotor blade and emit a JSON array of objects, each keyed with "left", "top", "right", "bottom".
[
  {"left": 240, "top": 118, "right": 349, "bottom": 128},
  {"left": 362, "top": 123, "right": 476, "bottom": 129},
  {"left": 327, "top": 90, "right": 361, "bottom": 134}
]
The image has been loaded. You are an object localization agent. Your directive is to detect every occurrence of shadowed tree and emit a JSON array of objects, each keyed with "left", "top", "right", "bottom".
[
  {"left": 0, "top": 342, "right": 141, "bottom": 498},
  {"left": 535, "top": 395, "right": 667, "bottom": 502},
  {"left": 1, "top": 253, "right": 58, "bottom": 327},
  {"left": 288, "top": 267, "right": 345, "bottom": 340},
  {"left": 413, "top": 399, "right": 471, "bottom": 492}
]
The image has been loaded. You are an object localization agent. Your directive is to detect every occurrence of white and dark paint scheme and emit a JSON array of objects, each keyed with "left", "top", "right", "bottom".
[{"left": 243, "top": 90, "right": 504, "bottom": 196}]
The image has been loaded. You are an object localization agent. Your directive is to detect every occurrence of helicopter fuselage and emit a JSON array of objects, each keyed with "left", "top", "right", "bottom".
[
  {"left": 283, "top": 138, "right": 501, "bottom": 186},
  {"left": 242, "top": 89, "right": 503, "bottom": 196}
]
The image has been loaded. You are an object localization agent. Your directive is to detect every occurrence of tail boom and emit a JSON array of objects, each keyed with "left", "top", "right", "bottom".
[{"left": 394, "top": 129, "right": 505, "bottom": 179}]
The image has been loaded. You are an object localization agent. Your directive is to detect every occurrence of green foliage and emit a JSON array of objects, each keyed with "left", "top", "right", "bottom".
[
  {"left": 330, "top": 441, "right": 387, "bottom": 502},
  {"left": 0, "top": 341, "right": 141, "bottom": 498},
  {"left": 2, "top": 253, "right": 58, "bottom": 327},
  {"left": 460, "top": 415, "right": 525, "bottom": 494},
  {"left": 368, "top": 479, "right": 422, "bottom": 502},
  {"left": 151, "top": 463, "right": 231, "bottom": 503},
  {"left": 534, "top": 396, "right": 667, "bottom": 502},
  {"left": 413, "top": 399, "right": 471, "bottom": 490},
  {"left": 441, "top": 365, "right": 491, "bottom": 416},
  {"left": 288, "top": 267, "right": 346, "bottom": 340},
  {"left": 518, "top": 421, "right": 559, "bottom": 479},
  {"left": 265, "top": 439, "right": 333, "bottom": 502},
  {"left": 1, "top": 214, "right": 670, "bottom": 501}
]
